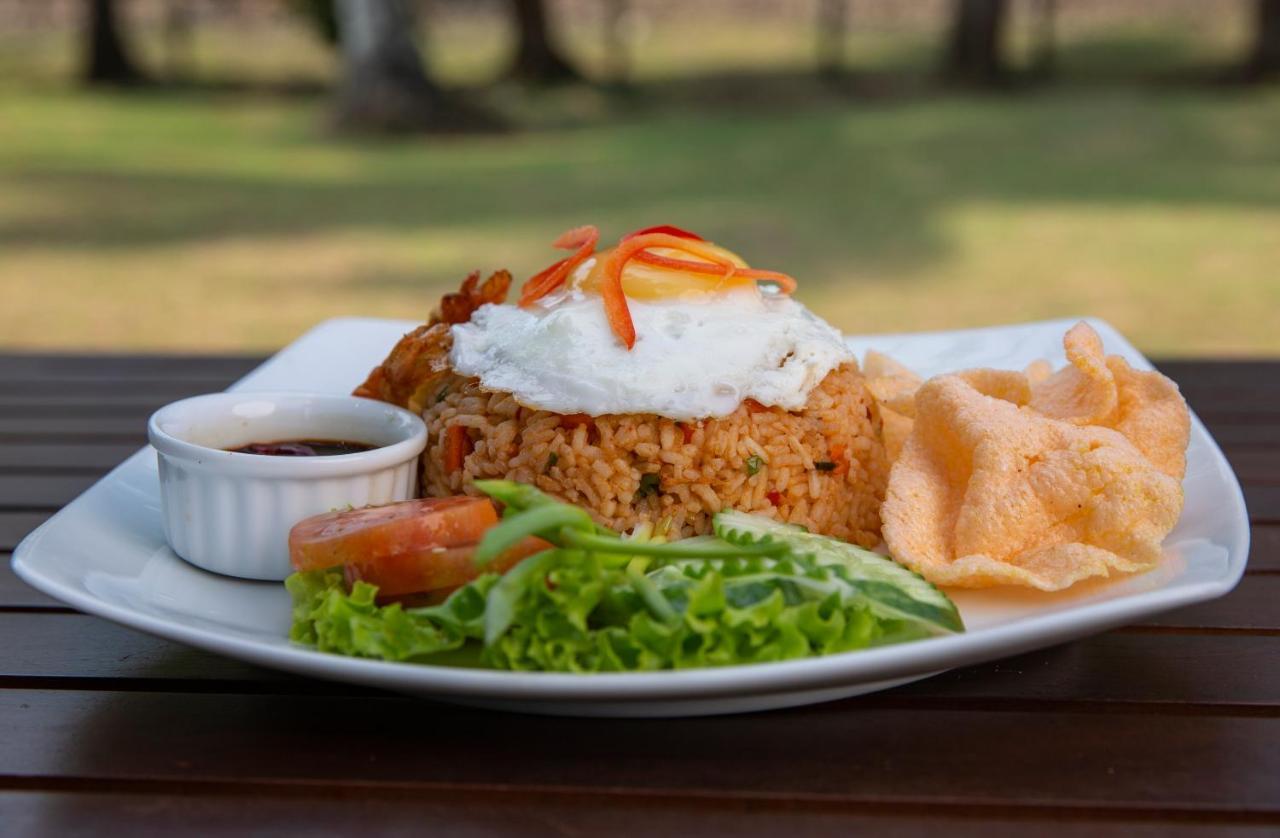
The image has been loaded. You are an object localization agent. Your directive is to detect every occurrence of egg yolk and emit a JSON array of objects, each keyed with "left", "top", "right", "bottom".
[{"left": 571, "top": 244, "right": 756, "bottom": 300}]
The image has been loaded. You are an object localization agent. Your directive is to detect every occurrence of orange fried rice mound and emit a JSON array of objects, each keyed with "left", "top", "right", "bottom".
[{"left": 419, "top": 360, "right": 888, "bottom": 545}]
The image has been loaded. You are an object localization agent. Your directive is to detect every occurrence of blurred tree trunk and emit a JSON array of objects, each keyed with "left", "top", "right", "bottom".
[
  {"left": 1244, "top": 0, "right": 1280, "bottom": 80},
  {"left": 82, "top": 0, "right": 145, "bottom": 85},
  {"left": 333, "top": 0, "right": 495, "bottom": 133},
  {"left": 816, "top": 0, "right": 848, "bottom": 81},
  {"left": 291, "top": 0, "right": 341, "bottom": 46},
  {"left": 941, "top": 0, "right": 1008, "bottom": 86},
  {"left": 505, "top": 0, "right": 582, "bottom": 84},
  {"left": 1029, "top": 0, "right": 1056, "bottom": 78},
  {"left": 602, "top": 0, "right": 630, "bottom": 86},
  {"left": 162, "top": 1, "right": 194, "bottom": 81}
]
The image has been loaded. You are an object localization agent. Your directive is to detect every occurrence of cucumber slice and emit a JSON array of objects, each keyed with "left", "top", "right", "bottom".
[{"left": 713, "top": 510, "right": 964, "bottom": 634}]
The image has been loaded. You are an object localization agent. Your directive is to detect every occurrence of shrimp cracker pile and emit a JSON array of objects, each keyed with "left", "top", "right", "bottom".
[{"left": 876, "top": 323, "right": 1191, "bottom": 591}]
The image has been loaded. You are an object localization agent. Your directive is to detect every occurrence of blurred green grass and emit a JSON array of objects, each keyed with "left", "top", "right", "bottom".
[{"left": 0, "top": 10, "right": 1277, "bottom": 355}]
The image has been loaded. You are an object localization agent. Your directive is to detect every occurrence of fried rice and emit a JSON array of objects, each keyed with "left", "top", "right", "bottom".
[
  {"left": 417, "top": 362, "right": 889, "bottom": 546},
  {"left": 355, "top": 270, "right": 890, "bottom": 546}
]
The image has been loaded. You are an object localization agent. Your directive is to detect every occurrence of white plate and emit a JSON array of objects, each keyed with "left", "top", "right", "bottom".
[{"left": 12, "top": 317, "right": 1249, "bottom": 717}]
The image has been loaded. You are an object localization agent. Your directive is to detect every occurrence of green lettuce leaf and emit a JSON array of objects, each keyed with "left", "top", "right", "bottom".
[{"left": 286, "top": 570, "right": 494, "bottom": 662}]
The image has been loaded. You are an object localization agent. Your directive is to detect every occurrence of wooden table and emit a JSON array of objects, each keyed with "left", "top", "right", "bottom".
[{"left": 1, "top": 353, "right": 1276, "bottom": 836}]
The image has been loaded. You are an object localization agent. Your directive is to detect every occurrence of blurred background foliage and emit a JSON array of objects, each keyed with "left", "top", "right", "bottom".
[{"left": 0, "top": 0, "right": 1277, "bottom": 355}]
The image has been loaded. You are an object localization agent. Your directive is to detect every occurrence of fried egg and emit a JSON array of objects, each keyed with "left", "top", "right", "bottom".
[{"left": 449, "top": 254, "right": 852, "bottom": 420}]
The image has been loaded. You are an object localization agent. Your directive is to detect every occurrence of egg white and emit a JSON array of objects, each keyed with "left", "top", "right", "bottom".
[{"left": 448, "top": 288, "right": 852, "bottom": 421}]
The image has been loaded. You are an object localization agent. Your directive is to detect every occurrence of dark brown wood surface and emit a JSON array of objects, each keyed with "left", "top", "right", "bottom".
[{"left": 0, "top": 353, "right": 1276, "bottom": 837}]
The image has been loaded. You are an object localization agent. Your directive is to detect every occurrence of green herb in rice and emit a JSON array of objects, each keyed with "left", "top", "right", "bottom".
[{"left": 636, "top": 472, "right": 661, "bottom": 499}]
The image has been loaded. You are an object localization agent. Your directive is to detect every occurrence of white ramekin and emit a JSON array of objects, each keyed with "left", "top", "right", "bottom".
[{"left": 147, "top": 392, "right": 427, "bottom": 581}]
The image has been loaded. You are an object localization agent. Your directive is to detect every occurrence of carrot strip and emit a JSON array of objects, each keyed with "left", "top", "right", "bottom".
[
  {"left": 560, "top": 413, "right": 593, "bottom": 430},
  {"left": 517, "top": 257, "right": 570, "bottom": 306},
  {"left": 554, "top": 225, "right": 599, "bottom": 250},
  {"left": 600, "top": 233, "right": 746, "bottom": 349},
  {"left": 633, "top": 251, "right": 736, "bottom": 278},
  {"left": 444, "top": 425, "right": 472, "bottom": 473},
  {"left": 602, "top": 273, "right": 636, "bottom": 349},
  {"left": 734, "top": 267, "right": 798, "bottom": 295},
  {"left": 633, "top": 252, "right": 797, "bottom": 294},
  {"left": 517, "top": 257, "right": 571, "bottom": 307},
  {"left": 519, "top": 225, "right": 600, "bottom": 307},
  {"left": 829, "top": 442, "right": 850, "bottom": 477}
]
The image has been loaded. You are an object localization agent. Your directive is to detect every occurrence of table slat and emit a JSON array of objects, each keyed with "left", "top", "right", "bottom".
[
  {"left": 0, "top": 557, "right": 61, "bottom": 609},
  {"left": 0, "top": 379, "right": 242, "bottom": 398},
  {"left": 1132, "top": 574, "right": 1278, "bottom": 631},
  {"left": 1155, "top": 361, "right": 1280, "bottom": 390},
  {"left": 2, "top": 689, "right": 1277, "bottom": 813},
  {"left": 0, "top": 443, "right": 142, "bottom": 471},
  {"left": 3, "top": 790, "right": 1271, "bottom": 837},
  {"left": 0, "top": 512, "right": 53, "bottom": 551},
  {"left": 0, "top": 354, "right": 261, "bottom": 379},
  {"left": 1, "top": 612, "right": 1276, "bottom": 710},
  {"left": 0, "top": 416, "right": 153, "bottom": 438},
  {"left": 0, "top": 474, "right": 103, "bottom": 509},
  {"left": 1247, "top": 524, "right": 1280, "bottom": 571}
]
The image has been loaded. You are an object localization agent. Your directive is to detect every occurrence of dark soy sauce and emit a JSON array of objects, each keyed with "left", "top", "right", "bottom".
[{"left": 228, "top": 439, "right": 377, "bottom": 457}]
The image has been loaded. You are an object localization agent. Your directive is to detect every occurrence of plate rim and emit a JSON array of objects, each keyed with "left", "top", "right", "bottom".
[{"left": 10, "top": 316, "right": 1250, "bottom": 704}]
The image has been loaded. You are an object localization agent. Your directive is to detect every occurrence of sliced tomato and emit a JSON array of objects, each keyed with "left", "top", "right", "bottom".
[
  {"left": 288, "top": 496, "right": 499, "bottom": 573},
  {"left": 344, "top": 535, "right": 549, "bottom": 597}
]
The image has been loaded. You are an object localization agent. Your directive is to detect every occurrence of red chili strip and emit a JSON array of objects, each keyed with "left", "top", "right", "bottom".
[{"left": 622, "top": 224, "right": 705, "bottom": 241}]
